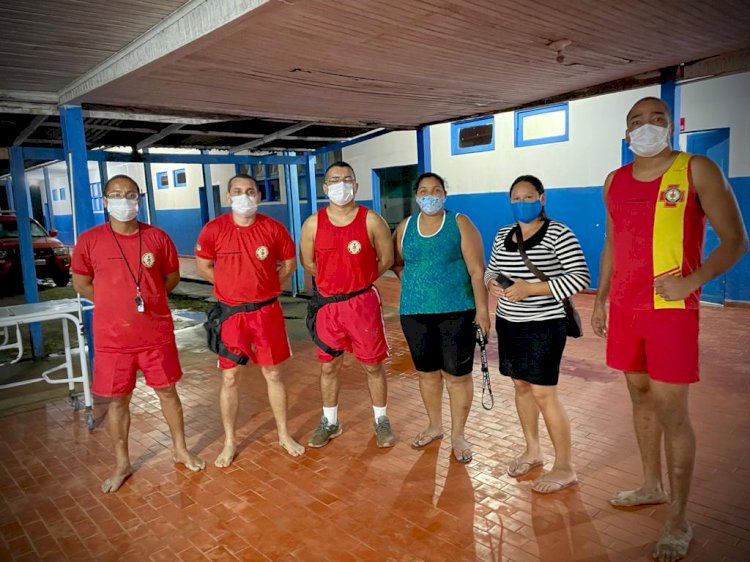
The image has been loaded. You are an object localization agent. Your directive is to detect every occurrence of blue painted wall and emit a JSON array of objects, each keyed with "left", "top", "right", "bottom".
[
  {"left": 154, "top": 208, "right": 204, "bottom": 255},
  {"left": 727, "top": 176, "right": 750, "bottom": 302},
  {"left": 53, "top": 214, "right": 74, "bottom": 246}
]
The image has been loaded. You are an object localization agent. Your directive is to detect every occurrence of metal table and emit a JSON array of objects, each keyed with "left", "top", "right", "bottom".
[{"left": 0, "top": 298, "right": 94, "bottom": 429}]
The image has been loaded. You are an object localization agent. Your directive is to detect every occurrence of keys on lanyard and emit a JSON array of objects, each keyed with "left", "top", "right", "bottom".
[
  {"left": 135, "top": 288, "right": 144, "bottom": 313},
  {"left": 476, "top": 326, "right": 493, "bottom": 410}
]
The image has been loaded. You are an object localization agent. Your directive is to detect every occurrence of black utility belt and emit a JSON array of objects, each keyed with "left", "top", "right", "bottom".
[{"left": 204, "top": 297, "right": 278, "bottom": 365}]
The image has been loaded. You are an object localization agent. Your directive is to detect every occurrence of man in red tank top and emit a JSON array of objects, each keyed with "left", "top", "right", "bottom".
[
  {"left": 592, "top": 97, "right": 748, "bottom": 561},
  {"left": 300, "top": 161, "right": 396, "bottom": 448},
  {"left": 72, "top": 175, "right": 205, "bottom": 494},
  {"left": 195, "top": 175, "right": 305, "bottom": 466}
]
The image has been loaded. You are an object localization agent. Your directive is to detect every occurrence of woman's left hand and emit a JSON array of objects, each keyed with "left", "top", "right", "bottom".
[
  {"left": 475, "top": 311, "right": 490, "bottom": 338},
  {"left": 503, "top": 278, "right": 534, "bottom": 302}
]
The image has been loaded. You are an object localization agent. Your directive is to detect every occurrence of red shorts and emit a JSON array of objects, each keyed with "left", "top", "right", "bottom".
[
  {"left": 315, "top": 287, "right": 389, "bottom": 363},
  {"left": 93, "top": 342, "right": 182, "bottom": 397},
  {"left": 606, "top": 304, "right": 699, "bottom": 384},
  {"left": 218, "top": 300, "right": 291, "bottom": 369}
]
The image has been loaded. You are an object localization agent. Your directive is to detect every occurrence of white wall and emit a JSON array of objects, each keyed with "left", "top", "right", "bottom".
[
  {"left": 680, "top": 71, "right": 750, "bottom": 177},
  {"left": 343, "top": 131, "right": 418, "bottom": 200}
]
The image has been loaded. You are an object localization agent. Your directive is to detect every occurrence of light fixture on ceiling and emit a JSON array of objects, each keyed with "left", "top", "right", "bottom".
[{"left": 548, "top": 39, "right": 572, "bottom": 64}]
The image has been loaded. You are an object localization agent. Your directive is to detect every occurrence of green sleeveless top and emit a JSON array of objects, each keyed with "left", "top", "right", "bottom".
[{"left": 400, "top": 210, "right": 475, "bottom": 315}]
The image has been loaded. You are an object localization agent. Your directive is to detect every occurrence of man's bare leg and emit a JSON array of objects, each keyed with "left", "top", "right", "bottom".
[
  {"left": 153, "top": 385, "right": 206, "bottom": 471},
  {"left": 651, "top": 380, "right": 695, "bottom": 561},
  {"left": 215, "top": 368, "right": 240, "bottom": 467},
  {"left": 444, "top": 372, "right": 473, "bottom": 462},
  {"left": 320, "top": 355, "right": 344, "bottom": 407},
  {"left": 530, "top": 384, "right": 576, "bottom": 492},
  {"left": 101, "top": 393, "right": 134, "bottom": 493},
  {"left": 260, "top": 364, "right": 304, "bottom": 457},
  {"left": 362, "top": 361, "right": 387, "bottom": 408},
  {"left": 611, "top": 372, "right": 668, "bottom": 506},
  {"left": 413, "top": 370, "right": 444, "bottom": 446},
  {"left": 508, "top": 379, "right": 543, "bottom": 476}
]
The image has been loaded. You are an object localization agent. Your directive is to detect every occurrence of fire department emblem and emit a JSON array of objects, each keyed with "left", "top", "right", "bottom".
[
  {"left": 664, "top": 186, "right": 683, "bottom": 204},
  {"left": 256, "top": 246, "right": 269, "bottom": 260},
  {"left": 141, "top": 252, "right": 155, "bottom": 268},
  {"left": 347, "top": 240, "right": 362, "bottom": 254}
]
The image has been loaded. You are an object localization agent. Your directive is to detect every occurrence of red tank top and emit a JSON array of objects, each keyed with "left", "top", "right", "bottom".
[
  {"left": 608, "top": 153, "right": 705, "bottom": 310},
  {"left": 314, "top": 206, "right": 378, "bottom": 296}
]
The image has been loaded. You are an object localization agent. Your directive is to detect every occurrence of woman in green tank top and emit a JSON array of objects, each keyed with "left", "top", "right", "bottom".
[{"left": 392, "top": 172, "right": 490, "bottom": 464}]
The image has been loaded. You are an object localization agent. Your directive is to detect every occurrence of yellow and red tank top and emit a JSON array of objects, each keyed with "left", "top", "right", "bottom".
[{"left": 608, "top": 152, "right": 706, "bottom": 310}]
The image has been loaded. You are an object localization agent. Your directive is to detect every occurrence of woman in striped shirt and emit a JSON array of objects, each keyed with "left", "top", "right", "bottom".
[{"left": 484, "top": 175, "right": 590, "bottom": 493}]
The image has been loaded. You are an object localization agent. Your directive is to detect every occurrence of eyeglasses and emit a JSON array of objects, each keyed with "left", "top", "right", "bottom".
[
  {"left": 325, "top": 177, "right": 356, "bottom": 186},
  {"left": 105, "top": 192, "right": 140, "bottom": 201}
]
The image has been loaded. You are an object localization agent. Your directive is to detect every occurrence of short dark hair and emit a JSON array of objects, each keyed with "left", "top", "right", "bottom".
[
  {"left": 227, "top": 174, "right": 258, "bottom": 192},
  {"left": 626, "top": 97, "right": 673, "bottom": 124},
  {"left": 510, "top": 175, "right": 547, "bottom": 219},
  {"left": 104, "top": 174, "right": 139, "bottom": 195},
  {"left": 324, "top": 160, "right": 355, "bottom": 180},
  {"left": 414, "top": 172, "right": 447, "bottom": 193}
]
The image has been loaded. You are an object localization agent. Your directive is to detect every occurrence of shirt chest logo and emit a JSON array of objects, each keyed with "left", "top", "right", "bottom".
[
  {"left": 347, "top": 240, "right": 362, "bottom": 254},
  {"left": 659, "top": 185, "right": 684, "bottom": 207},
  {"left": 256, "top": 246, "right": 269, "bottom": 260},
  {"left": 141, "top": 252, "right": 155, "bottom": 268}
]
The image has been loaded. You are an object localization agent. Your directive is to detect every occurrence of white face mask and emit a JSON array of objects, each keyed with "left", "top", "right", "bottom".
[
  {"left": 106, "top": 198, "right": 139, "bottom": 222},
  {"left": 326, "top": 182, "right": 355, "bottom": 206},
  {"left": 628, "top": 124, "right": 670, "bottom": 157},
  {"left": 230, "top": 194, "right": 258, "bottom": 217}
]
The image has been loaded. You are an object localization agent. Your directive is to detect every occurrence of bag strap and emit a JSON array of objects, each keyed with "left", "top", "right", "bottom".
[{"left": 515, "top": 224, "right": 575, "bottom": 313}]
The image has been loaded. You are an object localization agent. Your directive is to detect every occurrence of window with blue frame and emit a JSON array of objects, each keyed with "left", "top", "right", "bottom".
[
  {"left": 451, "top": 116, "right": 495, "bottom": 155},
  {"left": 156, "top": 171, "right": 169, "bottom": 189},
  {"left": 515, "top": 102, "right": 569, "bottom": 147},
  {"left": 52, "top": 189, "right": 58, "bottom": 202},
  {"left": 90, "top": 182, "right": 104, "bottom": 212},
  {"left": 59, "top": 188, "right": 66, "bottom": 201},
  {"left": 173, "top": 168, "right": 187, "bottom": 188}
]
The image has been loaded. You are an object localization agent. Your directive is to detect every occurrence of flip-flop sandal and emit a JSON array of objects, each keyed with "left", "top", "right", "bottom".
[
  {"left": 531, "top": 478, "right": 578, "bottom": 494},
  {"left": 453, "top": 447, "right": 473, "bottom": 464},
  {"left": 410, "top": 432, "right": 444, "bottom": 449},
  {"left": 653, "top": 525, "right": 693, "bottom": 561},
  {"left": 609, "top": 489, "right": 668, "bottom": 507},
  {"left": 507, "top": 458, "right": 544, "bottom": 477}
]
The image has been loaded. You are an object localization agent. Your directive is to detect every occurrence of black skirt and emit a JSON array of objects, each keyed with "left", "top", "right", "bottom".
[{"left": 495, "top": 316, "right": 567, "bottom": 386}]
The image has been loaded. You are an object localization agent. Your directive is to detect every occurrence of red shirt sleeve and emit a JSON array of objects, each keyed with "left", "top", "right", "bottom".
[
  {"left": 195, "top": 222, "right": 216, "bottom": 260},
  {"left": 275, "top": 222, "right": 296, "bottom": 261},
  {"left": 70, "top": 233, "right": 93, "bottom": 276}
]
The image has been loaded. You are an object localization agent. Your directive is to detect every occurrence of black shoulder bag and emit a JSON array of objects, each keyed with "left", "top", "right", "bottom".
[{"left": 515, "top": 226, "right": 583, "bottom": 338}]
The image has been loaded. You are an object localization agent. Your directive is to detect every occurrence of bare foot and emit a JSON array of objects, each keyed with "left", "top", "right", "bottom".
[
  {"left": 451, "top": 436, "right": 473, "bottom": 464},
  {"left": 411, "top": 428, "right": 444, "bottom": 449},
  {"left": 610, "top": 487, "right": 668, "bottom": 507},
  {"left": 174, "top": 450, "right": 206, "bottom": 472},
  {"left": 653, "top": 522, "right": 692, "bottom": 561},
  {"left": 279, "top": 436, "right": 305, "bottom": 457},
  {"left": 101, "top": 465, "right": 133, "bottom": 493},
  {"left": 214, "top": 443, "right": 236, "bottom": 468},
  {"left": 532, "top": 468, "right": 578, "bottom": 494}
]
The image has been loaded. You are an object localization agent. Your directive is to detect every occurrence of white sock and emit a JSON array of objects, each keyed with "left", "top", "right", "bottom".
[
  {"left": 323, "top": 406, "right": 338, "bottom": 425},
  {"left": 373, "top": 405, "right": 387, "bottom": 421}
]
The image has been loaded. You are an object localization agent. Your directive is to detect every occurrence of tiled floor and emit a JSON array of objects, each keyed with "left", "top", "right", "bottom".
[{"left": 1, "top": 278, "right": 749, "bottom": 561}]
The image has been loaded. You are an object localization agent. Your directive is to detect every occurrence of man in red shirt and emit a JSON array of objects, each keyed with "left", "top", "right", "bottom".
[
  {"left": 300, "top": 161, "right": 395, "bottom": 448},
  {"left": 592, "top": 97, "right": 748, "bottom": 561},
  {"left": 72, "top": 175, "right": 205, "bottom": 494},
  {"left": 195, "top": 174, "right": 304, "bottom": 466}
]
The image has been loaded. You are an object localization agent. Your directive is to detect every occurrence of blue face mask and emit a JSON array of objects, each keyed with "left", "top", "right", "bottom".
[
  {"left": 511, "top": 200, "right": 543, "bottom": 223},
  {"left": 416, "top": 195, "right": 446, "bottom": 215}
]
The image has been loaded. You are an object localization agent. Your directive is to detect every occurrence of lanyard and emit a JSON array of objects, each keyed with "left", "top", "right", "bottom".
[
  {"left": 109, "top": 223, "right": 144, "bottom": 308},
  {"left": 477, "top": 326, "right": 493, "bottom": 410}
]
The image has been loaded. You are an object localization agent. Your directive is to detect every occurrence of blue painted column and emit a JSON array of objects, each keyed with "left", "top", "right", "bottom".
[
  {"left": 284, "top": 155, "right": 304, "bottom": 294},
  {"left": 305, "top": 154, "right": 318, "bottom": 214},
  {"left": 9, "top": 147, "right": 43, "bottom": 357},
  {"left": 4, "top": 177, "right": 16, "bottom": 210},
  {"left": 141, "top": 148, "right": 157, "bottom": 224},
  {"left": 660, "top": 80, "right": 681, "bottom": 150},
  {"left": 416, "top": 125, "right": 431, "bottom": 175},
  {"left": 371, "top": 170, "right": 382, "bottom": 214},
  {"left": 202, "top": 149, "right": 220, "bottom": 221},
  {"left": 59, "top": 105, "right": 94, "bottom": 239},
  {"left": 42, "top": 166, "right": 55, "bottom": 230}
]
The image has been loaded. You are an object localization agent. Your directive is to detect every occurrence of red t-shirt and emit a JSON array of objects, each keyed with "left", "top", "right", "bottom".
[
  {"left": 195, "top": 213, "right": 295, "bottom": 305},
  {"left": 314, "top": 206, "right": 379, "bottom": 296},
  {"left": 71, "top": 223, "right": 178, "bottom": 352}
]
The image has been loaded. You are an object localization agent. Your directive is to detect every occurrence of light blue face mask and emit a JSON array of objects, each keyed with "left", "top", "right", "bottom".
[
  {"left": 511, "top": 200, "right": 543, "bottom": 223},
  {"left": 416, "top": 195, "right": 446, "bottom": 215}
]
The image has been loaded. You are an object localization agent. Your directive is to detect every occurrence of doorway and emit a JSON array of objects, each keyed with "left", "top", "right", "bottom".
[{"left": 373, "top": 165, "right": 418, "bottom": 231}]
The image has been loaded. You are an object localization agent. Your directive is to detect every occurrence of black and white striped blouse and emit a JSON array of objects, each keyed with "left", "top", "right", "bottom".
[{"left": 484, "top": 219, "right": 590, "bottom": 322}]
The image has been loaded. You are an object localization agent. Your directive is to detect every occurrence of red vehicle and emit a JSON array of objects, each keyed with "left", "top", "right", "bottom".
[{"left": 0, "top": 212, "right": 71, "bottom": 288}]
